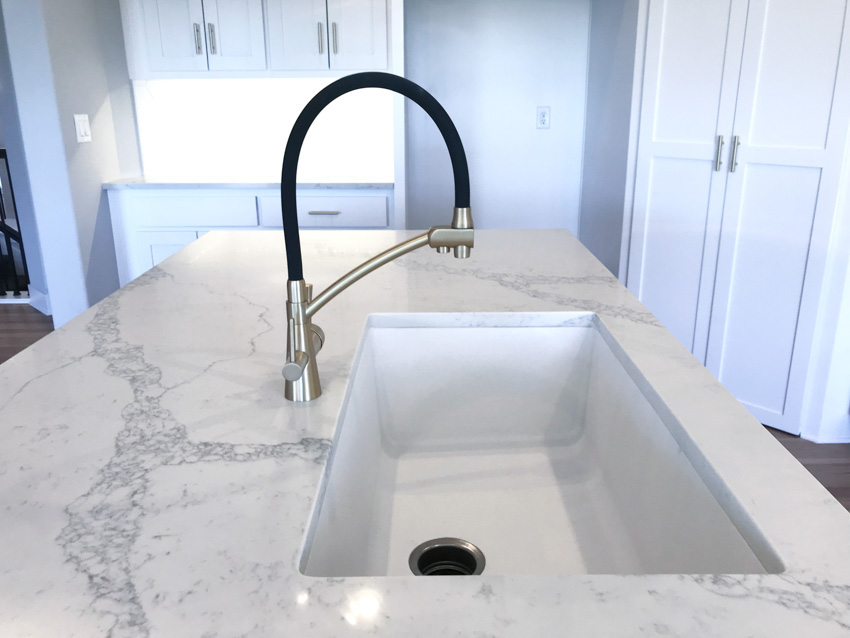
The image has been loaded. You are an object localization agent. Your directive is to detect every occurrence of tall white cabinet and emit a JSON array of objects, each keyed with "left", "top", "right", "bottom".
[{"left": 625, "top": 0, "right": 850, "bottom": 435}]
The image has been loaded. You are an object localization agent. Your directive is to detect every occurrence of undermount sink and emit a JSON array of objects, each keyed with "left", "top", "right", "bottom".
[{"left": 300, "top": 313, "right": 783, "bottom": 577}]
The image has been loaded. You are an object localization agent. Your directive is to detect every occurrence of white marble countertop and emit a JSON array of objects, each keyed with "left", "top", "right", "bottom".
[
  {"left": 2, "top": 230, "right": 850, "bottom": 637},
  {"left": 103, "top": 179, "right": 394, "bottom": 190}
]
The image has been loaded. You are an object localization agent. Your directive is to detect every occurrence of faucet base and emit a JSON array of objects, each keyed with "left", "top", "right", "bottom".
[{"left": 284, "top": 280, "right": 323, "bottom": 402}]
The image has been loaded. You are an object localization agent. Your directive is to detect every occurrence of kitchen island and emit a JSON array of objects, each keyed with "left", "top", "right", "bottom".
[{"left": 1, "top": 230, "right": 849, "bottom": 637}]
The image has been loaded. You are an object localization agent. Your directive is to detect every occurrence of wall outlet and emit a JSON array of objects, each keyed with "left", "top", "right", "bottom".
[
  {"left": 537, "top": 106, "right": 551, "bottom": 129},
  {"left": 74, "top": 114, "right": 92, "bottom": 143}
]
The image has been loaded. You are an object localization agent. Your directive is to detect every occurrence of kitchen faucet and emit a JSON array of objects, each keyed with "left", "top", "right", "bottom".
[{"left": 280, "top": 72, "right": 474, "bottom": 402}]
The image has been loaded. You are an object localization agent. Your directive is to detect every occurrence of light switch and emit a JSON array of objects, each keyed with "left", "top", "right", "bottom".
[{"left": 74, "top": 114, "right": 92, "bottom": 143}]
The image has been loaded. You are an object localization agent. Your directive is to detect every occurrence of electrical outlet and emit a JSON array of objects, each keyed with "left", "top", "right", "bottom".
[
  {"left": 537, "top": 106, "right": 551, "bottom": 129},
  {"left": 74, "top": 114, "right": 92, "bottom": 143}
]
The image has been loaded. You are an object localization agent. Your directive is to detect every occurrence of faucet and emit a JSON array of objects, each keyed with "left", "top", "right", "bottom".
[{"left": 280, "top": 72, "right": 474, "bottom": 402}]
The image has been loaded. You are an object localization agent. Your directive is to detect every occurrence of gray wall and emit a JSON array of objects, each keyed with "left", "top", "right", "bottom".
[
  {"left": 42, "top": 0, "right": 140, "bottom": 305},
  {"left": 404, "top": 0, "right": 590, "bottom": 231},
  {"left": 578, "top": 0, "right": 639, "bottom": 275}
]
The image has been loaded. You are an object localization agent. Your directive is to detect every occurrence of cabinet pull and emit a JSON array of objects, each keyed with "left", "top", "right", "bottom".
[
  {"left": 714, "top": 135, "right": 724, "bottom": 172},
  {"left": 332, "top": 22, "right": 338, "bottom": 54},
  {"left": 208, "top": 23, "right": 217, "bottom": 55},
  {"left": 317, "top": 22, "right": 324, "bottom": 54},
  {"left": 730, "top": 135, "right": 741, "bottom": 172},
  {"left": 193, "top": 23, "right": 203, "bottom": 55},
  {"left": 308, "top": 210, "right": 341, "bottom": 216}
]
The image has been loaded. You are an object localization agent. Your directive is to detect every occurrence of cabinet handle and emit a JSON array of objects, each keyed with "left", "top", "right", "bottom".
[
  {"left": 317, "top": 22, "right": 324, "bottom": 54},
  {"left": 193, "top": 23, "right": 203, "bottom": 55},
  {"left": 308, "top": 210, "right": 341, "bottom": 216},
  {"left": 730, "top": 135, "right": 741, "bottom": 172},
  {"left": 208, "top": 23, "right": 217, "bottom": 55},
  {"left": 332, "top": 22, "right": 338, "bottom": 54},
  {"left": 714, "top": 135, "right": 724, "bottom": 172}
]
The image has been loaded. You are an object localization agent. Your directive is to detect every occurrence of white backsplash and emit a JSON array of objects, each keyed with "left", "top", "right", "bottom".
[{"left": 133, "top": 78, "right": 395, "bottom": 183}]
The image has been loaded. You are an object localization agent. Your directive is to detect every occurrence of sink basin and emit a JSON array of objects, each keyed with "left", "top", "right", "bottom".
[{"left": 300, "top": 313, "right": 783, "bottom": 577}]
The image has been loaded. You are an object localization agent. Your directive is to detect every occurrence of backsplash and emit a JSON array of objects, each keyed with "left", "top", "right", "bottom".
[{"left": 133, "top": 78, "right": 395, "bottom": 183}]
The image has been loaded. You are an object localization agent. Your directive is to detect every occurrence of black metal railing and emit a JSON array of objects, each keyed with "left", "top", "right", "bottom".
[{"left": 0, "top": 149, "right": 29, "bottom": 297}]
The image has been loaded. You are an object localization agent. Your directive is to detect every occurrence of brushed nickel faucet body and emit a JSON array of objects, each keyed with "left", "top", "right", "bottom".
[{"left": 279, "top": 73, "right": 474, "bottom": 402}]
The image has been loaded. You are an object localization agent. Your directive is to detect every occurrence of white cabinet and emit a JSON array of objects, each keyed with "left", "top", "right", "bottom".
[
  {"left": 203, "top": 0, "right": 268, "bottom": 71},
  {"left": 258, "top": 194, "right": 387, "bottom": 227},
  {"left": 131, "top": 0, "right": 267, "bottom": 75},
  {"left": 625, "top": 0, "right": 850, "bottom": 435},
  {"left": 107, "top": 186, "right": 393, "bottom": 286},
  {"left": 267, "top": 0, "right": 329, "bottom": 71},
  {"left": 326, "top": 0, "right": 388, "bottom": 70},
  {"left": 267, "top": 0, "right": 387, "bottom": 71},
  {"left": 139, "top": 0, "right": 208, "bottom": 72}
]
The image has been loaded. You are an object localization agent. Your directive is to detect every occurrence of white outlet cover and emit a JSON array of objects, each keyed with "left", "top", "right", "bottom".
[
  {"left": 537, "top": 106, "right": 551, "bottom": 129},
  {"left": 74, "top": 114, "right": 92, "bottom": 143}
]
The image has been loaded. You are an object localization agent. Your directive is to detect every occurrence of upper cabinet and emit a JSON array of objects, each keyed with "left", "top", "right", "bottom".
[
  {"left": 203, "top": 0, "right": 268, "bottom": 71},
  {"left": 267, "top": 0, "right": 387, "bottom": 71},
  {"left": 326, "top": 0, "right": 388, "bottom": 70},
  {"left": 138, "top": 0, "right": 266, "bottom": 73},
  {"left": 122, "top": 0, "right": 391, "bottom": 78}
]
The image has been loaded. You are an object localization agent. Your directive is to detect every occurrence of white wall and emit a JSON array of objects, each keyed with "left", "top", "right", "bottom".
[
  {"left": 579, "top": 0, "right": 639, "bottom": 275},
  {"left": 42, "top": 0, "right": 140, "bottom": 306},
  {"left": 404, "top": 0, "right": 590, "bottom": 231},
  {"left": 134, "top": 79, "right": 394, "bottom": 183}
]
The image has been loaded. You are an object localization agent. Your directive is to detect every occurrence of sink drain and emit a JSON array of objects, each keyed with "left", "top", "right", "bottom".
[{"left": 409, "top": 538, "right": 485, "bottom": 576}]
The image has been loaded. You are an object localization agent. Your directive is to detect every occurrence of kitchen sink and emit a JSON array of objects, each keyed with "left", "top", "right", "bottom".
[{"left": 300, "top": 313, "right": 783, "bottom": 577}]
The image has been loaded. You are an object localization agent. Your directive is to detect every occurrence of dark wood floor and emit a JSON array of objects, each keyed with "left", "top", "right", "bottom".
[
  {"left": 0, "top": 302, "right": 53, "bottom": 364},
  {"left": 769, "top": 428, "right": 850, "bottom": 512},
  {"left": 1, "top": 305, "right": 849, "bottom": 512}
]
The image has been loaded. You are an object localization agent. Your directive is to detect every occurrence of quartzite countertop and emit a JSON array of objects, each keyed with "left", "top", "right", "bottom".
[{"left": 1, "top": 230, "right": 849, "bottom": 637}]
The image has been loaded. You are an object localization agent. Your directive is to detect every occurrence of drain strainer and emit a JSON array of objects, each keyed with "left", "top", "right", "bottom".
[{"left": 409, "top": 538, "right": 485, "bottom": 576}]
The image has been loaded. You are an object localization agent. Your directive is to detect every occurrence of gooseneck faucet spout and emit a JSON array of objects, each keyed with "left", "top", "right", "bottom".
[{"left": 281, "top": 72, "right": 474, "bottom": 402}]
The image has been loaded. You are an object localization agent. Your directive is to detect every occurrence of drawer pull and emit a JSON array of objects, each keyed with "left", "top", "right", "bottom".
[{"left": 308, "top": 210, "right": 341, "bottom": 216}]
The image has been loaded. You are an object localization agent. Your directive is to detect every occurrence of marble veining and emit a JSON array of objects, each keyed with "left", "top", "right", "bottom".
[{"left": 2, "top": 230, "right": 850, "bottom": 637}]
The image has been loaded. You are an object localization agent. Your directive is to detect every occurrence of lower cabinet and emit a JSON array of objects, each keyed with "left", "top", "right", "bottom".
[{"left": 107, "top": 186, "right": 393, "bottom": 286}]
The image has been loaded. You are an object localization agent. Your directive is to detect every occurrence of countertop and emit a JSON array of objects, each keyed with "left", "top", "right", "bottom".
[
  {"left": 103, "top": 179, "right": 394, "bottom": 190},
  {"left": 2, "top": 230, "right": 849, "bottom": 637}
]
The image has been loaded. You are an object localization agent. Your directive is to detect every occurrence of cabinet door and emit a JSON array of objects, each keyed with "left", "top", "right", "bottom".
[
  {"left": 268, "top": 0, "right": 329, "bottom": 71},
  {"left": 327, "top": 0, "right": 388, "bottom": 70},
  {"left": 131, "top": 231, "right": 199, "bottom": 281},
  {"left": 202, "top": 0, "right": 267, "bottom": 71},
  {"left": 627, "top": 0, "right": 747, "bottom": 354},
  {"left": 140, "top": 0, "right": 208, "bottom": 72},
  {"left": 705, "top": 0, "right": 850, "bottom": 433}
]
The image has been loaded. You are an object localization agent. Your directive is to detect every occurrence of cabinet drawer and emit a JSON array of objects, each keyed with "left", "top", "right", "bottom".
[
  {"left": 133, "top": 195, "right": 258, "bottom": 227},
  {"left": 258, "top": 195, "right": 387, "bottom": 228}
]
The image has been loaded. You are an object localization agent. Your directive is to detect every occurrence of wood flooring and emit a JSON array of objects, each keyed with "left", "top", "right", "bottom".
[
  {"left": 769, "top": 428, "right": 850, "bottom": 512},
  {"left": 0, "top": 302, "right": 53, "bottom": 364},
  {"left": 1, "top": 304, "right": 850, "bottom": 513}
]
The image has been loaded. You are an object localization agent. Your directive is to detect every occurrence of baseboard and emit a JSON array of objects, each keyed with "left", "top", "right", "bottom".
[{"left": 27, "top": 286, "right": 52, "bottom": 316}]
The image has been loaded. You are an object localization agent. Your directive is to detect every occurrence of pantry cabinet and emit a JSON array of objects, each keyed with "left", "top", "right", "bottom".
[{"left": 625, "top": 0, "right": 850, "bottom": 435}]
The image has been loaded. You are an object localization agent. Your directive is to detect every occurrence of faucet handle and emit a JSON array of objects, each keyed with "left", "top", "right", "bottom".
[{"left": 283, "top": 351, "right": 309, "bottom": 381}]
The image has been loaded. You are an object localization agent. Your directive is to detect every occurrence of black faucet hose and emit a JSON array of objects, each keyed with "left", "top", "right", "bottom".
[{"left": 280, "top": 72, "right": 470, "bottom": 282}]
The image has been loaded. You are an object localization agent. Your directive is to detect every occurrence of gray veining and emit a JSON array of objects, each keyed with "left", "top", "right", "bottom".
[{"left": 2, "top": 229, "right": 850, "bottom": 637}]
